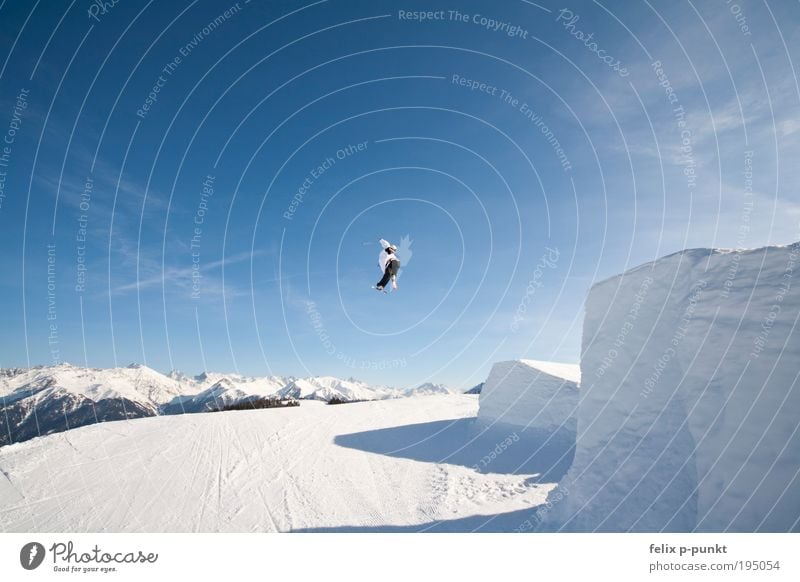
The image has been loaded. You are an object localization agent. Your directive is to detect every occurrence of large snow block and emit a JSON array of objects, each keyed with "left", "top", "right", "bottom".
[
  {"left": 477, "top": 359, "right": 580, "bottom": 434},
  {"left": 546, "top": 243, "right": 800, "bottom": 532}
]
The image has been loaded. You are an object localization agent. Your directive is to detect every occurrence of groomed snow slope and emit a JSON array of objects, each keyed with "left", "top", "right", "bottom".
[
  {"left": 0, "top": 395, "right": 559, "bottom": 532},
  {"left": 478, "top": 360, "right": 580, "bottom": 433},
  {"left": 545, "top": 243, "right": 800, "bottom": 532}
]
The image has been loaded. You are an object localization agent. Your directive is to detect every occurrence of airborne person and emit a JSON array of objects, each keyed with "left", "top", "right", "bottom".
[{"left": 375, "top": 239, "right": 400, "bottom": 292}]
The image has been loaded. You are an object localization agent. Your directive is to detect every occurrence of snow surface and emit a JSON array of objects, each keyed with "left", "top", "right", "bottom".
[
  {"left": 478, "top": 360, "right": 580, "bottom": 433},
  {"left": 0, "top": 395, "right": 569, "bottom": 532},
  {"left": 544, "top": 243, "right": 800, "bottom": 532}
]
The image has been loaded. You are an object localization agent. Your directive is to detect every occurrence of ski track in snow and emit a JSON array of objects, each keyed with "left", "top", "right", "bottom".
[{"left": 0, "top": 395, "right": 554, "bottom": 532}]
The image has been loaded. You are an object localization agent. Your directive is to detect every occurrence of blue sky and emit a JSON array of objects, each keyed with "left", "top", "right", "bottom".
[{"left": 0, "top": 0, "right": 798, "bottom": 388}]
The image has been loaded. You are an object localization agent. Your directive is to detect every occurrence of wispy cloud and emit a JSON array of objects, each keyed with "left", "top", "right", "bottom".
[{"left": 110, "top": 250, "right": 267, "bottom": 298}]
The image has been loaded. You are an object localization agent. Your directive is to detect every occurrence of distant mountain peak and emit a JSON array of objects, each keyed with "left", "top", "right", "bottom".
[{"left": 405, "top": 382, "right": 453, "bottom": 396}]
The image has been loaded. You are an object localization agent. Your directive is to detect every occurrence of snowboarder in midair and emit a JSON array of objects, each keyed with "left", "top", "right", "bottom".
[{"left": 376, "top": 238, "right": 400, "bottom": 292}]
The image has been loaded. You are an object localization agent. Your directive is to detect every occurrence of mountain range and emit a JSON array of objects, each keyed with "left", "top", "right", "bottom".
[{"left": 0, "top": 363, "right": 458, "bottom": 446}]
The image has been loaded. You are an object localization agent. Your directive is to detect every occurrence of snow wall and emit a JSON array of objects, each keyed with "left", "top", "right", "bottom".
[
  {"left": 544, "top": 243, "right": 800, "bottom": 532},
  {"left": 477, "top": 359, "right": 580, "bottom": 434}
]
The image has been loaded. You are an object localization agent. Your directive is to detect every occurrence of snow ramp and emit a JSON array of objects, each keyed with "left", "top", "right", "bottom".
[{"left": 544, "top": 243, "right": 800, "bottom": 532}]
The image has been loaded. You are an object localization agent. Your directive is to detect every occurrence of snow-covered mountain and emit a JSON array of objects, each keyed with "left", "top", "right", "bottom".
[
  {"left": 277, "top": 376, "right": 389, "bottom": 402},
  {"left": 163, "top": 379, "right": 252, "bottom": 414},
  {"left": 164, "top": 373, "right": 291, "bottom": 413},
  {"left": 0, "top": 363, "right": 191, "bottom": 446},
  {"left": 0, "top": 363, "right": 188, "bottom": 405},
  {"left": 403, "top": 382, "right": 455, "bottom": 397},
  {"left": 0, "top": 364, "right": 453, "bottom": 445}
]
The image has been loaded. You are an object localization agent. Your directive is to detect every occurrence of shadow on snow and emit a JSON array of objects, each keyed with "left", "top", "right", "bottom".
[
  {"left": 292, "top": 417, "right": 575, "bottom": 532},
  {"left": 333, "top": 417, "right": 574, "bottom": 479}
]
